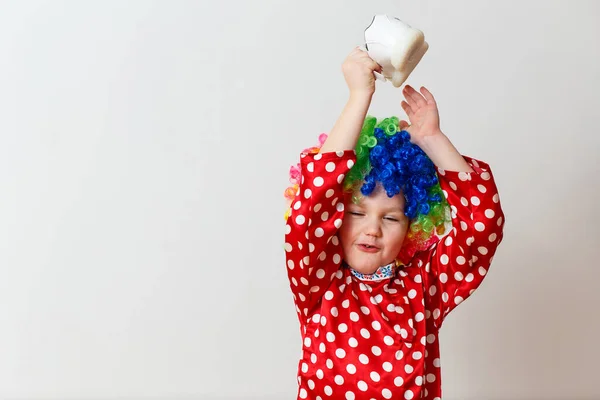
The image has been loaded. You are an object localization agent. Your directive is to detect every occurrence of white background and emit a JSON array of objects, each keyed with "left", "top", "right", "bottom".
[{"left": 1, "top": 0, "right": 599, "bottom": 399}]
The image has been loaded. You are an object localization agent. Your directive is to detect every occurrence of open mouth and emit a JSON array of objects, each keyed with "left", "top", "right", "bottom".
[{"left": 357, "top": 244, "right": 380, "bottom": 252}]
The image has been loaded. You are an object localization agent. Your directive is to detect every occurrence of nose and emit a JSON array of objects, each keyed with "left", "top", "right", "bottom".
[{"left": 364, "top": 216, "right": 382, "bottom": 237}]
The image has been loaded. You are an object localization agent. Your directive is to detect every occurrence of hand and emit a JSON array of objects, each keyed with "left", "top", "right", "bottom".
[
  {"left": 341, "top": 47, "right": 382, "bottom": 97},
  {"left": 399, "top": 85, "right": 443, "bottom": 144}
]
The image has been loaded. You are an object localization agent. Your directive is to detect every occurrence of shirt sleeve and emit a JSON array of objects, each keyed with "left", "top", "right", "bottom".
[
  {"left": 284, "top": 150, "right": 356, "bottom": 324},
  {"left": 416, "top": 156, "right": 506, "bottom": 328}
]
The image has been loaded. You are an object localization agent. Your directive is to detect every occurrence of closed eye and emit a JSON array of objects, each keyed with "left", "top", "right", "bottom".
[
  {"left": 384, "top": 217, "right": 399, "bottom": 221},
  {"left": 349, "top": 212, "right": 364, "bottom": 216}
]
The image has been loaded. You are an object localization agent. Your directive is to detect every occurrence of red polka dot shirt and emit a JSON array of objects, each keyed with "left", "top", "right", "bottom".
[{"left": 284, "top": 150, "right": 505, "bottom": 400}]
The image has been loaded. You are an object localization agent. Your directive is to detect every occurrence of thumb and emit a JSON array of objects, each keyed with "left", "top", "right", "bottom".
[{"left": 399, "top": 120, "right": 410, "bottom": 130}]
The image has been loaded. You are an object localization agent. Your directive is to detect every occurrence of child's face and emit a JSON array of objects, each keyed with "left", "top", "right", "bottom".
[{"left": 339, "top": 185, "right": 409, "bottom": 274}]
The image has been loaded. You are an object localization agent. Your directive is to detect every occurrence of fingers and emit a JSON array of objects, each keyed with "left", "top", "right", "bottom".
[
  {"left": 351, "top": 47, "right": 382, "bottom": 72},
  {"left": 419, "top": 86, "right": 437, "bottom": 105},
  {"left": 403, "top": 85, "right": 426, "bottom": 108},
  {"left": 401, "top": 101, "right": 414, "bottom": 118},
  {"left": 399, "top": 120, "right": 410, "bottom": 130}
]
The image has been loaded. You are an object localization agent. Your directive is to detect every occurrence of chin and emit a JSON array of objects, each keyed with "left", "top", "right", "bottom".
[{"left": 347, "top": 256, "right": 382, "bottom": 275}]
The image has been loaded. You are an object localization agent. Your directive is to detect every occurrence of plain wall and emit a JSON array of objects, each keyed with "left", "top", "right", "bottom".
[{"left": 1, "top": 0, "right": 599, "bottom": 399}]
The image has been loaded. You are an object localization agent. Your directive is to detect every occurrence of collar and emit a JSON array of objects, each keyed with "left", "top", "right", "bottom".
[{"left": 345, "top": 260, "right": 402, "bottom": 282}]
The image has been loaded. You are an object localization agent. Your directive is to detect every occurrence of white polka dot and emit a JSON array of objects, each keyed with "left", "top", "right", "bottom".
[
  {"left": 455, "top": 296, "right": 464, "bottom": 305},
  {"left": 357, "top": 381, "right": 368, "bottom": 391},
  {"left": 404, "top": 389, "right": 414, "bottom": 399},
  {"left": 330, "top": 307, "right": 339, "bottom": 317},
  {"left": 471, "top": 196, "right": 481, "bottom": 206},
  {"left": 326, "top": 359, "right": 334, "bottom": 369},
  {"left": 295, "top": 215, "right": 306, "bottom": 225},
  {"left": 460, "top": 197, "right": 469, "bottom": 206},
  {"left": 439, "top": 273, "right": 448, "bottom": 283},
  {"left": 314, "top": 154, "right": 322, "bottom": 160},
  {"left": 383, "top": 336, "right": 394, "bottom": 346},
  {"left": 325, "top": 162, "right": 336, "bottom": 172},
  {"left": 382, "top": 388, "right": 392, "bottom": 399},
  {"left": 427, "top": 373, "right": 436, "bottom": 383},
  {"left": 320, "top": 212, "right": 329, "bottom": 222},
  {"left": 316, "top": 269, "right": 325, "bottom": 279},
  {"left": 370, "top": 371, "right": 380, "bottom": 382},
  {"left": 304, "top": 189, "right": 312, "bottom": 199},
  {"left": 317, "top": 369, "right": 324, "bottom": 379},
  {"left": 319, "top": 343, "right": 326, "bottom": 353},
  {"left": 306, "top": 162, "right": 314, "bottom": 172},
  {"left": 348, "top": 337, "right": 358, "bottom": 347},
  {"left": 394, "top": 376, "right": 404, "bottom": 387},
  {"left": 458, "top": 172, "right": 470, "bottom": 181},
  {"left": 360, "top": 328, "right": 370, "bottom": 339},
  {"left": 304, "top": 337, "right": 311, "bottom": 347},
  {"left": 456, "top": 256, "right": 466, "bottom": 265},
  {"left": 359, "top": 354, "right": 369, "bottom": 364},
  {"left": 372, "top": 345, "right": 383, "bottom": 355},
  {"left": 299, "top": 388, "right": 307, "bottom": 399},
  {"left": 427, "top": 334, "right": 436, "bottom": 344},
  {"left": 440, "top": 254, "right": 449, "bottom": 265},
  {"left": 454, "top": 271, "right": 464, "bottom": 281},
  {"left": 493, "top": 193, "right": 499, "bottom": 203},
  {"left": 311, "top": 353, "right": 317, "bottom": 363},
  {"left": 326, "top": 332, "right": 335, "bottom": 342},
  {"left": 433, "top": 308, "right": 441, "bottom": 319},
  {"left": 465, "top": 273, "right": 474, "bottom": 282},
  {"left": 314, "top": 227, "right": 324, "bottom": 237},
  {"left": 347, "top": 160, "right": 355, "bottom": 168},
  {"left": 336, "top": 202, "right": 344, "bottom": 212},
  {"left": 449, "top": 181, "right": 457, "bottom": 190},
  {"left": 335, "top": 375, "right": 344, "bottom": 385},
  {"left": 415, "top": 312, "right": 424, "bottom": 322},
  {"left": 338, "top": 323, "right": 348, "bottom": 333},
  {"left": 478, "top": 246, "right": 489, "bottom": 255},
  {"left": 485, "top": 209, "right": 495, "bottom": 218},
  {"left": 371, "top": 321, "right": 381, "bottom": 331},
  {"left": 336, "top": 348, "right": 346, "bottom": 358},
  {"left": 301, "top": 362, "right": 308, "bottom": 373},
  {"left": 345, "top": 392, "right": 355, "bottom": 400},
  {"left": 360, "top": 306, "right": 370, "bottom": 315},
  {"left": 320, "top": 315, "right": 327, "bottom": 325},
  {"left": 382, "top": 362, "right": 393, "bottom": 372},
  {"left": 460, "top": 221, "right": 468, "bottom": 231},
  {"left": 405, "top": 364, "right": 414, "bottom": 373},
  {"left": 475, "top": 222, "right": 486, "bottom": 232},
  {"left": 342, "top": 299, "right": 350, "bottom": 308},
  {"left": 433, "top": 358, "right": 441, "bottom": 367},
  {"left": 477, "top": 184, "right": 487, "bottom": 193},
  {"left": 308, "top": 379, "right": 315, "bottom": 389},
  {"left": 313, "top": 177, "right": 324, "bottom": 187},
  {"left": 324, "top": 291, "right": 334, "bottom": 301},
  {"left": 324, "top": 386, "right": 333, "bottom": 395},
  {"left": 334, "top": 219, "right": 343, "bottom": 228},
  {"left": 407, "top": 289, "right": 417, "bottom": 299},
  {"left": 412, "top": 351, "right": 422, "bottom": 360}
]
